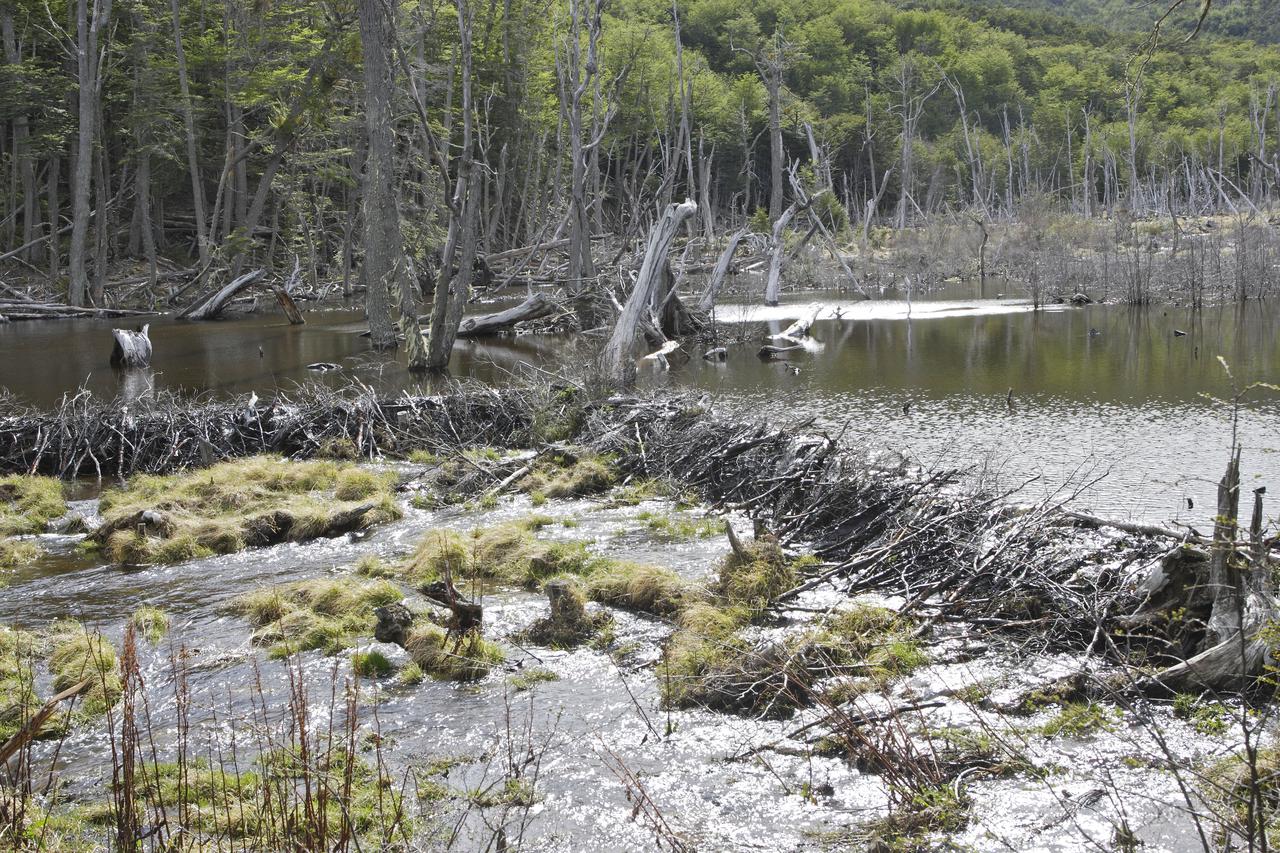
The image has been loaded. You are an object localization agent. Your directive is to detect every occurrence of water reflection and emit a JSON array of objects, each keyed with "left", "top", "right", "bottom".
[{"left": 0, "top": 296, "right": 1276, "bottom": 521}]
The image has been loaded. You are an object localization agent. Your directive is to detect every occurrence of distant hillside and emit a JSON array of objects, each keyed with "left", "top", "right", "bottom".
[{"left": 951, "top": 0, "right": 1280, "bottom": 45}]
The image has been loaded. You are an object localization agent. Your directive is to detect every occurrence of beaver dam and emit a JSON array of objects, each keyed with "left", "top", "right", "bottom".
[{"left": 0, "top": 382, "right": 1277, "bottom": 851}]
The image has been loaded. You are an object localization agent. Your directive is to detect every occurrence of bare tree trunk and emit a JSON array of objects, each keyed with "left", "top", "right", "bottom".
[
  {"left": 601, "top": 199, "right": 697, "bottom": 387},
  {"left": 170, "top": 0, "right": 207, "bottom": 268},
  {"left": 765, "top": 200, "right": 801, "bottom": 305},
  {"left": 68, "top": 0, "right": 110, "bottom": 307},
  {"left": 356, "top": 0, "right": 424, "bottom": 364},
  {"left": 766, "top": 41, "right": 784, "bottom": 222},
  {"left": 699, "top": 227, "right": 746, "bottom": 312},
  {"left": 1, "top": 12, "right": 35, "bottom": 264},
  {"left": 47, "top": 156, "right": 60, "bottom": 280}
]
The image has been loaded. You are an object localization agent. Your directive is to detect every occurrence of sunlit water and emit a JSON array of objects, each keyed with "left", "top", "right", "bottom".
[{"left": 1, "top": 289, "right": 1276, "bottom": 522}]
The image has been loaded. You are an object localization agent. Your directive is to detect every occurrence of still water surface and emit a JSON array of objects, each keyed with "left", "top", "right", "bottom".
[{"left": 0, "top": 291, "right": 1276, "bottom": 522}]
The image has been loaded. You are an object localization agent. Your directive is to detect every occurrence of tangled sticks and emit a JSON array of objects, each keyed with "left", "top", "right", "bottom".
[
  {"left": 0, "top": 384, "right": 537, "bottom": 478},
  {"left": 0, "top": 381, "right": 1268, "bottom": 685}
]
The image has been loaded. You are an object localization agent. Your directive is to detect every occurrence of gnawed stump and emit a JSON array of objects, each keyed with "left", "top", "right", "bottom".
[
  {"left": 110, "top": 324, "right": 152, "bottom": 368},
  {"left": 420, "top": 580, "right": 484, "bottom": 635},
  {"left": 524, "top": 579, "right": 607, "bottom": 647}
]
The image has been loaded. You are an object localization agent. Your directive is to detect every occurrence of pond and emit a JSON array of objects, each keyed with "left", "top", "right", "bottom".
[{"left": 1, "top": 287, "right": 1277, "bottom": 522}]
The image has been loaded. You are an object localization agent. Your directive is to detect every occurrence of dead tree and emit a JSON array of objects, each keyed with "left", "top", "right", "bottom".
[
  {"left": 601, "top": 199, "right": 697, "bottom": 387},
  {"left": 699, "top": 227, "right": 747, "bottom": 312},
  {"left": 764, "top": 199, "right": 802, "bottom": 306},
  {"left": 456, "top": 293, "right": 557, "bottom": 337},
  {"left": 110, "top": 324, "right": 152, "bottom": 368},
  {"left": 179, "top": 269, "right": 265, "bottom": 320}
]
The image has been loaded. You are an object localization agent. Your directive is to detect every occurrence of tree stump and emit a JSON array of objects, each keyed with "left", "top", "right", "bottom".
[{"left": 110, "top": 324, "right": 152, "bottom": 368}]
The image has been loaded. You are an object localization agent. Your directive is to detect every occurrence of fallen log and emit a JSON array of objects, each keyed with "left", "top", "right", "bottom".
[
  {"left": 758, "top": 343, "right": 805, "bottom": 359},
  {"left": 178, "top": 269, "right": 266, "bottom": 320},
  {"left": 0, "top": 678, "right": 91, "bottom": 766},
  {"left": 455, "top": 292, "right": 557, "bottom": 338},
  {"left": 110, "top": 324, "right": 152, "bottom": 368}
]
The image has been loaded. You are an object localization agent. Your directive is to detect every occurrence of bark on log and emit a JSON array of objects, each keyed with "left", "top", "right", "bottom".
[
  {"left": 179, "top": 269, "right": 266, "bottom": 320},
  {"left": 274, "top": 287, "right": 305, "bottom": 325},
  {"left": 455, "top": 292, "right": 557, "bottom": 338},
  {"left": 657, "top": 260, "right": 705, "bottom": 338},
  {"left": 601, "top": 199, "right": 697, "bottom": 388},
  {"left": 699, "top": 227, "right": 747, "bottom": 312},
  {"left": 110, "top": 324, "right": 152, "bottom": 368}
]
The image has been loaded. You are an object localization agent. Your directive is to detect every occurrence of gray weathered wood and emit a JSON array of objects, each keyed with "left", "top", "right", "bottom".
[{"left": 110, "top": 323, "right": 152, "bottom": 368}]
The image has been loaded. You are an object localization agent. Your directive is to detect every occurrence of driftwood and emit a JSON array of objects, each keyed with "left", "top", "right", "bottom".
[
  {"left": 456, "top": 292, "right": 557, "bottom": 338},
  {"left": 0, "top": 299, "right": 155, "bottom": 321},
  {"left": 758, "top": 343, "right": 805, "bottom": 359},
  {"left": 179, "top": 269, "right": 266, "bottom": 320},
  {"left": 0, "top": 678, "right": 91, "bottom": 765},
  {"left": 601, "top": 198, "right": 697, "bottom": 387},
  {"left": 110, "top": 324, "right": 152, "bottom": 368}
]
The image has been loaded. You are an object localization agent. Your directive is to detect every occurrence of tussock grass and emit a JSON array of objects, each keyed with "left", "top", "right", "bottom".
[
  {"left": 717, "top": 537, "right": 796, "bottom": 611},
  {"left": 402, "top": 519, "right": 593, "bottom": 590},
  {"left": 129, "top": 605, "right": 170, "bottom": 644},
  {"left": 46, "top": 620, "right": 122, "bottom": 718},
  {"left": 0, "top": 475, "right": 66, "bottom": 536},
  {"left": 0, "top": 625, "right": 40, "bottom": 741},
  {"left": 231, "top": 577, "right": 404, "bottom": 659},
  {"left": 586, "top": 562, "right": 700, "bottom": 616},
  {"left": 519, "top": 451, "right": 617, "bottom": 499},
  {"left": 93, "top": 456, "right": 401, "bottom": 565},
  {"left": 0, "top": 537, "right": 39, "bottom": 570},
  {"left": 404, "top": 625, "right": 503, "bottom": 681}
]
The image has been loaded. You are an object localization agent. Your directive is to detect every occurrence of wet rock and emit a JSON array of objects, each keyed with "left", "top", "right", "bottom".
[
  {"left": 374, "top": 602, "right": 414, "bottom": 646},
  {"left": 356, "top": 641, "right": 410, "bottom": 669}
]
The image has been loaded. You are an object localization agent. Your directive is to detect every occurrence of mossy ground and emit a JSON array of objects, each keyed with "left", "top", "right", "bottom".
[
  {"left": 93, "top": 456, "right": 402, "bottom": 565},
  {"left": 129, "top": 605, "right": 169, "bottom": 644},
  {"left": 717, "top": 537, "right": 797, "bottom": 611},
  {"left": 1206, "top": 744, "right": 1280, "bottom": 846},
  {"left": 231, "top": 577, "right": 404, "bottom": 659},
  {"left": 586, "top": 562, "right": 699, "bottom": 616},
  {"left": 519, "top": 451, "right": 617, "bottom": 500}
]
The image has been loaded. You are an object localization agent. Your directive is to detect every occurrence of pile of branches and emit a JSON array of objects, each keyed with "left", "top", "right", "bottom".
[
  {"left": 0, "top": 384, "right": 542, "bottom": 478},
  {"left": 0, "top": 380, "right": 1245, "bottom": 669},
  {"left": 575, "top": 395, "right": 1181, "bottom": 654}
]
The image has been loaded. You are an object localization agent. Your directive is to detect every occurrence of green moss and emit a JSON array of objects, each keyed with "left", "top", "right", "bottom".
[
  {"left": 1038, "top": 702, "right": 1118, "bottom": 738},
  {"left": 814, "top": 605, "right": 927, "bottom": 681},
  {"left": 1173, "top": 693, "right": 1230, "bottom": 736},
  {"left": 1205, "top": 745, "right": 1280, "bottom": 846},
  {"left": 718, "top": 537, "right": 795, "bottom": 611},
  {"left": 352, "top": 649, "right": 395, "bottom": 678},
  {"left": 467, "top": 778, "right": 538, "bottom": 809},
  {"left": 46, "top": 621, "right": 122, "bottom": 719},
  {"left": 509, "top": 667, "right": 559, "bottom": 691},
  {"left": 408, "top": 449, "right": 440, "bottom": 464},
  {"left": 231, "top": 577, "right": 404, "bottom": 659},
  {"left": 92, "top": 457, "right": 402, "bottom": 565},
  {"left": 0, "top": 475, "right": 66, "bottom": 536},
  {"left": 866, "top": 783, "right": 971, "bottom": 851},
  {"left": 586, "top": 562, "right": 699, "bottom": 616},
  {"left": 404, "top": 625, "right": 503, "bottom": 681},
  {"left": 355, "top": 554, "right": 395, "bottom": 578},
  {"left": 129, "top": 605, "right": 169, "bottom": 644}
]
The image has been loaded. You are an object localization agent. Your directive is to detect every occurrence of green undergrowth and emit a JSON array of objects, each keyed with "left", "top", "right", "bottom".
[
  {"left": 92, "top": 456, "right": 402, "bottom": 565},
  {"left": 231, "top": 577, "right": 404, "bottom": 659},
  {"left": 52, "top": 749, "right": 411, "bottom": 848},
  {"left": 1173, "top": 693, "right": 1230, "bottom": 736},
  {"left": 863, "top": 784, "right": 971, "bottom": 852}
]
